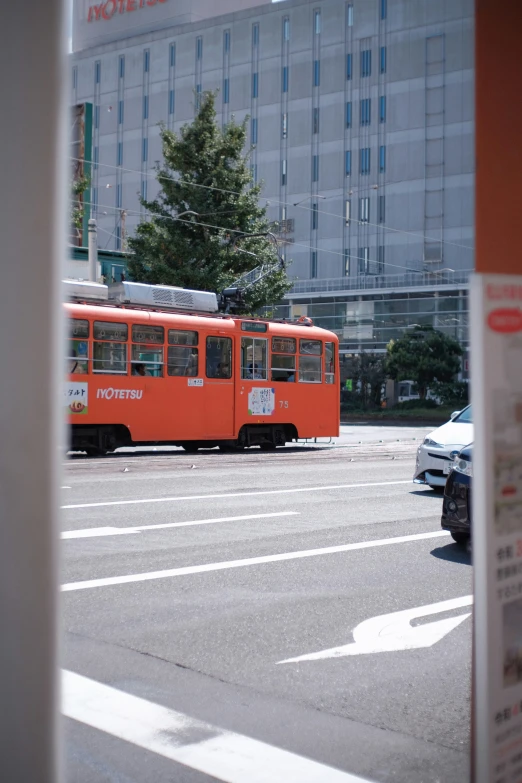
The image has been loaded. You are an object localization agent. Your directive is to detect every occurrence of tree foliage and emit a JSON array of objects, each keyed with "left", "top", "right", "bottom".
[
  {"left": 343, "top": 352, "right": 386, "bottom": 407},
  {"left": 71, "top": 172, "right": 90, "bottom": 239},
  {"left": 128, "top": 91, "right": 291, "bottom": 312},
  {"left": 386, "top": 326, "right": 462, "bottom": 399}
]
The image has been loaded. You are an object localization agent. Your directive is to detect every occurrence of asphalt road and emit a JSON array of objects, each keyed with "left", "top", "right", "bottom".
[{"left": 62, "top": 424, "right": 472, "bottom": 783}]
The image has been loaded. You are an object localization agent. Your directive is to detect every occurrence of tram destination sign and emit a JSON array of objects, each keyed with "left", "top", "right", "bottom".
[{"left": 241, "top": 322, "right": 268, "bottom": 333}]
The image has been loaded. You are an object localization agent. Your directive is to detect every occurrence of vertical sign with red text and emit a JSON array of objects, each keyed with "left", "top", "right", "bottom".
[{"left": 472, "top": 276, "right": 522, "bottom": 783}]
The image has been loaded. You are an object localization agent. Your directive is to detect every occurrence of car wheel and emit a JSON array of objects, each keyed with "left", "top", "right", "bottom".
[{"left": 451, "top": 532, "right": 469, "bottom": 545}]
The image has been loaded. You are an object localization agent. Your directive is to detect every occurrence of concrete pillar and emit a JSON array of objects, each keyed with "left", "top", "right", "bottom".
[{"left": 0, "top": 0, "right": 65, "bottom": 780}]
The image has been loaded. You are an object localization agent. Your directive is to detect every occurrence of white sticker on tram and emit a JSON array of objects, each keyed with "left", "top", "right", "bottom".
[
  {"left": 61, "top": 511, "right": 299, "bottom": 539},
  {"left": 61, "top": 530, "right": 449, "bottom": 592},
  {"left": 62, "top": 480, "right": 411, "bottom": 510},
  {"left": 97, "top": 388, "right": 143, "bottom": 400},
  {"left": 63, "top": 670, "right": 370, "bottom": 783}
]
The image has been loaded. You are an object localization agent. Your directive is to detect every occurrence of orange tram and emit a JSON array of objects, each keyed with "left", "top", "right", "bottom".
[{"left": 65, "top": 281, "right": 340, "bottom": 455}]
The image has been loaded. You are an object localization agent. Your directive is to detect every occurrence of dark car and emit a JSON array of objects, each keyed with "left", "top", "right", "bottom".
[{"left": 441, "top": 444, "right": 472, "bottom": 544}]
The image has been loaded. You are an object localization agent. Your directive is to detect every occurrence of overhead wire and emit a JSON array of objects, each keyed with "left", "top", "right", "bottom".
[
  {"left": 81, "top": 200, "right": 474, "bottom": 278},
  {"left": 73, "top": 156, "right": 474, "bottom": 254}
]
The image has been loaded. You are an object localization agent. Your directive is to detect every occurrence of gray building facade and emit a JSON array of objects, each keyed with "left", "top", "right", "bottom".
[{"left": 71, "top": 0, "right": 474, "bottom": 356}]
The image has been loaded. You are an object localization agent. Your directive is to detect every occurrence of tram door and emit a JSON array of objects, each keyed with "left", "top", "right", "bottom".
[{"left": 203, "top": 335, "right": 235, "bottom": 439}]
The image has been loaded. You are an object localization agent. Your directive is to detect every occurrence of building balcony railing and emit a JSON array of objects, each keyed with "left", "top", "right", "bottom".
[{"left": 287, "top": 270, "right": 471, "bottom": 297}]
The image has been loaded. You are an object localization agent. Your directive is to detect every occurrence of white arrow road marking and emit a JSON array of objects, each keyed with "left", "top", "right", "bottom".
[
  {"left": 61, "top": 512, "right": 299, "bottom": 539},
  {"left": 63, "top": 670, "right": 370, "bottom": 783},
  {"left": 278, "top": 595, "right": 473, "bottom": 663}
]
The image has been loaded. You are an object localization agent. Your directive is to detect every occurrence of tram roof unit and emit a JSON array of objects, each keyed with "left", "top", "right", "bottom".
[{"left": 63, "top": 279, "right": 317, "bottom": 330}]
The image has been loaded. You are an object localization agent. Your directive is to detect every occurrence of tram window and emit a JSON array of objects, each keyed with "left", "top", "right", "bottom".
[
  {"left": 206, "top": 336, "right": 232, "bottom": 379},
  {"left": 299, "top": 339, "right": 322, "bottom": 356},
  {"left": 325, "top": 342, "right": 336, "bottom": 384},
  {"left": 132, "top": 324, "right": 164, "bottom": 344},
  {"left": 167, "top": 346, "right": 198, "bottom": 376},
  {"left": 93, "top": 321, "right": 128, "bottom": 374},
  {"left": 168, "top": 329, "right": 198, "bottom": 346},
  {"left": 271, "top": 337, "right": 296, "bottom": 382},
  {"left": 131, "top": 344, "right": 163, "bottom": 377},
  {"left": 241, "top": 337, "right": 268, "bottom": 380},
  {"left": 271, "top": 336, "right": 296, "bottom": 354},
  {"left": 299, "top": 355, "right": 322, "bottom": 383},
  {"left": 68, "top": 319, "right": 89, "bottom": 374}
]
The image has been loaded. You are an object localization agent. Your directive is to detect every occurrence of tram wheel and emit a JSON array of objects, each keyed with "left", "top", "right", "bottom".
[
  {"left": 260, "top": 443, "right": 277, "bottom": 451},
  {"left": 84, "top": 447, "right": 107, "bottom": 457},
  {"left": 181, "top": 443, "right": 200, "bottom": 453}
]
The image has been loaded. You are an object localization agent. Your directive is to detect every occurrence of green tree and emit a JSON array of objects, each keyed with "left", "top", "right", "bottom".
[
  {"left": 71, "top": 172, "right": 90, "bottom": 243},
  {"left": 128, "top": 91, "right": 291, "bottom": 312},
  {"left": 386, "top": 326, "right": 463, "bottom": 399}
]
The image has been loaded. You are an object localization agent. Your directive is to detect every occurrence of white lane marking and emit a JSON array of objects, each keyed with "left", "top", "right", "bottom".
[
  {"left": 62, "top": 530, "right": 449, "bottom": 593},
  {"left": 62, "top": 480, "right": 411, "bottom": 510},
  {"left": 278, "top": 595, "right": 473, "bottom": 663},
  {"left": 62, "top": 486, "right": 72, "bottom": 489},
  {"left": 62, "top": 511, "right": 299, "bottom": 539},
  {"left": 63, "top": 670, "right": 369, "bottom": 783}
]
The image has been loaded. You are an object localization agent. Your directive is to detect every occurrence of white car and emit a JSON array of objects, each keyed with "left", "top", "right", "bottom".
[{"left": 413, "top": 405, "right": 473, "bottom": 491}]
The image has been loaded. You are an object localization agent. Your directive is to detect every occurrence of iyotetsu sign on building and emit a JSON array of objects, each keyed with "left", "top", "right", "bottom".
[{"left": 72, "top": 0, "right": 271, "bottom": 51}]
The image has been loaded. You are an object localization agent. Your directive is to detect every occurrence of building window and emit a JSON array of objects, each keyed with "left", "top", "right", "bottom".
[
  {"left": 144, "top": 50, "right": 150, "bottom": 72},
  {"left": 116, "top": 183, "right": 122, "bottom": 208},
  {"left": 378, "top": 245, "right": 385, "bottom": 273},
  {"left": 311, "top": 250, "right": 318, "bottom": 278},
  {"left": 252, "top": 23, "right": 259, "bottom": 46},
  {"left": 345, "top": 150, "right": 352, "bottom": 176},
  {"left": 379, "top": 195, "right": 385, "bottom": 223},
  {"left": 312, "top": 154, "right": 319, "bottom": 182},
  {"left": 119, "top": 55, "right": 125, "bottom": 79},
  {"left": 380, "top": 46, "right": 387, "bottom": 73},
  {"left": 283, "top": 17, "right": 290, "bottom": 40},
  {"left": 282, "top": 66, "right": 288, "bottom": 93},
  {"left": 379, "top": 145, "right": 386, "bottom": 172},
  {"left": 312, "top": 202, "right": 318, "bottom": 230},
  {"left": 347, "top": 4, "right": 353, "bottom": 26},
  {"left": 223, "top": 78, "right": 229, "bottom": 104},
  {"left": 358, "top": 247, "right": 370, "bottom": 274},
  {"left": 251, "top": 164, "right": 258, "bottom": 183},
  {"left": 361, "top": 49, "right": 371, "bottom": 77},
  {"left": 360, "top": 98, "right": 371, "bottom": 125},
  {"left": 95, "top": 61, "right": 101, "bottom": 84},
  {"left": 141, "top": 179, "right": 147, "bottom": 200},
  {"left": 251, "top": 118, "right": 258, "bottom": 144},
  {"left": 118, "top": 99, "right": 124, "bottom": 125},
  {"left": 345, "top": 200, "right": 351, "bottom": 224},
  {"left": 282, "top": 112, "right": 288, "bottom": 138},
  {"left": 224, "top": 31, "right": 230, "bottom": 53},
  {"left": 92, "top": 187, "right": 98, "bottom": 211},
  {"left": 380, "top": 95, "right": 386, "bottom": 123},
  {"left": 142, "top": 137, "right": 148, "bottom": 163},
  {"left": 346, "top": 101, "right": 352, "bottom": 128},
  {"left": 359, "top": 197, "right": 369, "bottom": 222},
  {"left": 281, "top": 159, "right": 287, "bottom": 186},
  {"left": 143, "top": 95, "right": 149, "bottom": 120},
  {"left": 381, "top": 0, "right": 387, "bottom": 20},
  {"left": 314, "top": 60, "right": 320, "bottom": 87},
  {"left": 252, "top": 72, "right": 259, "bottom": 98},
  {"left": 115, "top": 225, "right": 121, "bottom": 250},
  {"left": 346, "top": 53, "right": 352, "bottom": 80},
  {"left": 117, "top": 142, "right": 123, "bottom": 166},
  {"left": 170, "top": 43, "right": 176, "bottom": 67},
  {"left": 169, "top": 89, "right": 175, "bottom": 114},
  {"left": 72, "top": 66, "right": 78, "bottom": 89},
  {"left": 93, "top": 145, "right": 99, "bottom": 167},
  {"left": 313, "top": 107, "right": 320, "bottom": 134},
  {"left": 314, "top": 10, "right": 321, "bottom": 34},
  {"left": 344, "top": 249, "right": 350, "bottom": 276},
  {"left": 196, "top": 37, "right": 203, "bottom": 61},
  {"left": 360, "top": 147, "right": 370, "bottom": 174},
  {"left": 94, "top": 104, "right": 100, "bottom": 129}
]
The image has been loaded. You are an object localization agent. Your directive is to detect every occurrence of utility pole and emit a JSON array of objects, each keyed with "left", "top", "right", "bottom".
[{"left": 88, "top": 217, "right": 98, "bottom": 282}]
